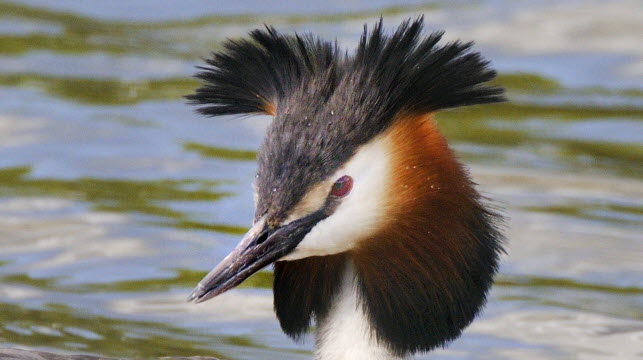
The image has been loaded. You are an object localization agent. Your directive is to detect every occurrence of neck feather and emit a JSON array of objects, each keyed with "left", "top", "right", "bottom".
[
  {"left": 351, "top": 116, "right": 504, "bottom": 356},
  {"left": 315, "top": 261, "right": 403, "bottom": 360},
  {"left": 273, "top": 116, "right": 503, "bottom": 358}
]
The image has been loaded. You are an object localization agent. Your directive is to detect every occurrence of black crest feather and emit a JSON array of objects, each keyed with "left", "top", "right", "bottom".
[
  {"left": 186, "top": 27, "right": 340, "bottom": 116},
  {"left": 187, "top": 17, "right": 503, "bottom": 118}
]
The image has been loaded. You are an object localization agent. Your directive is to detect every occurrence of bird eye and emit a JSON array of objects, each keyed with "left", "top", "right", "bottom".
[{"left": 330, "top": 175, "right": 353, "bottom": 198}]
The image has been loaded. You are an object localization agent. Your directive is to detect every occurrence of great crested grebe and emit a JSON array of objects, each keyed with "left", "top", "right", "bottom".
[{"left": 187, "top": 18, "right": 505, "bottom": 360}]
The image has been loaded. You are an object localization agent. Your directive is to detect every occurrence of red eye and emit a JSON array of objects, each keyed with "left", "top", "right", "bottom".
[{"left": 330, "top": 175, "right": 353, "bottom": 198}]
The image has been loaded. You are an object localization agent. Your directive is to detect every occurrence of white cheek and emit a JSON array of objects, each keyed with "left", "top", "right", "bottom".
[{"left": 281, "top": 137, "right": 391, "bottom": 260}]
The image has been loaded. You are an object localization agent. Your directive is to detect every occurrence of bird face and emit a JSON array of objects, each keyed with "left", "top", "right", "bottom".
[
  {"left": 188, "top": 131, "right": 393, "bottom": 303},
  {"left": 279, "top": 135, "right": 391, "bottom": 260}
]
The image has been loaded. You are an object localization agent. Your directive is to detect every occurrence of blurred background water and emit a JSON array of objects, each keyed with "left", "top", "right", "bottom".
[{"left": 0, "top": 0, "right": 641, "bottom": 359}]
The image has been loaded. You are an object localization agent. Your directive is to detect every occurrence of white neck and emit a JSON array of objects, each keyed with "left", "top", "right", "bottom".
[{"left": 314, "top": 261, "right": 404, "bottom": 360}]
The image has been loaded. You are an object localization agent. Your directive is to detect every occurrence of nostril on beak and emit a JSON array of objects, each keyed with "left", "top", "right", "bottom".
[{"left": 256, "top": 230, "right": 270, "bottom": 245}]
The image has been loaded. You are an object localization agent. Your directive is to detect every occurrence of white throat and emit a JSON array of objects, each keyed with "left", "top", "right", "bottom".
[{"left": 314, "top": 262, "right": 404, "bottom": 360}]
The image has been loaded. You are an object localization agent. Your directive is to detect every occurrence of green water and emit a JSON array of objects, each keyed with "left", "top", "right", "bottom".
[{"left": 0, "top": 1, "right": 641, "bottom": 359}]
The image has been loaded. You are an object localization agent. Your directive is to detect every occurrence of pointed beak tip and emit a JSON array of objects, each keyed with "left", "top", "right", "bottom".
[
  {"left": 187, "top": 285, "right": 208, "bottom": 303},
  {"left": 190, "top": 296, "right": 205, "bottom": 304},
  {"left": 186, "top": 293, "right": 198, "bottom": 303}
]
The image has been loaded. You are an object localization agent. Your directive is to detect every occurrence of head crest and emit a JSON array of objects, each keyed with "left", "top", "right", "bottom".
[{"left": 187, "top": 17, "right": 504, "bottom": 119}]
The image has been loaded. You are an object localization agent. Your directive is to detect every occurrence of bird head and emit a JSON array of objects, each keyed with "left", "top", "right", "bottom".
[{"left": 187, "top": 18, "right": 505, "bottom": 357}]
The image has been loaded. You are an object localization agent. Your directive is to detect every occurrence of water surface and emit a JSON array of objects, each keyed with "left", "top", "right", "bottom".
[{"left": 0, "top": 1, "right": 641, "bottom": 359}]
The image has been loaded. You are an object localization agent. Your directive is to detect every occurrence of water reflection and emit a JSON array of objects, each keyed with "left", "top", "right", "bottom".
[
  {"left": 0, "top": 166, "right": 247, "bottom": 234},
  {"left": 0, "top": 301, "right": 228, "bottom": 358},
  {"left": 0, "top": 74, "right": 197, "bottom": 105}
]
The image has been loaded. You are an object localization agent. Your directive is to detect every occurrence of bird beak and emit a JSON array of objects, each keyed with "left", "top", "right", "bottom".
[{"left": 188, "top": 211, "right": 326, "bottom": 304}]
